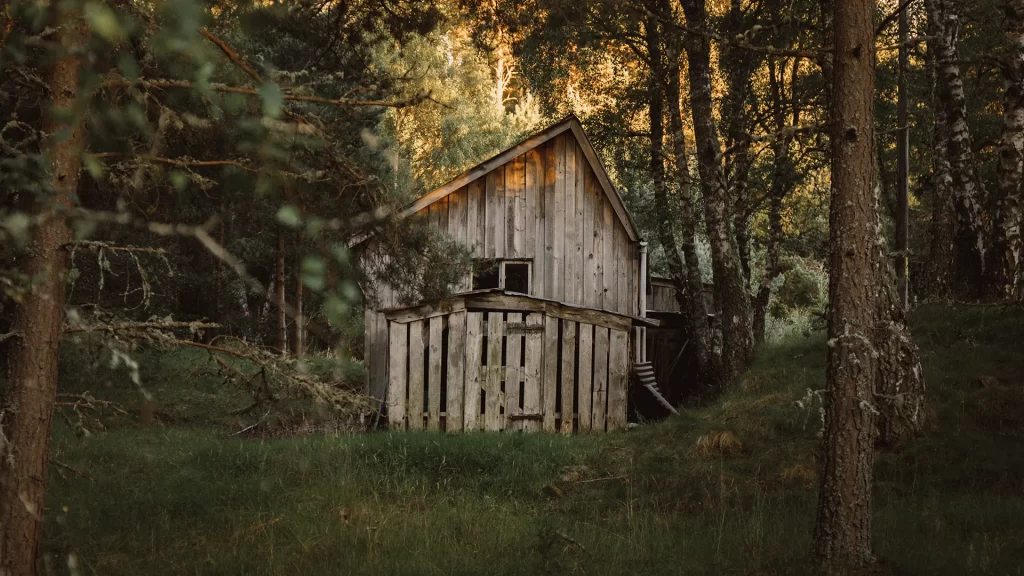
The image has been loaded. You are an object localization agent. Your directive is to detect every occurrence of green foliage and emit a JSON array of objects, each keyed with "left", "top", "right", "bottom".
[{"left": 43, "top": 304, "right": 1024, "bottom": 574}]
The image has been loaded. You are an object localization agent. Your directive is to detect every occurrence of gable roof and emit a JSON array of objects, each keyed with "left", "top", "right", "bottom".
[{"left": 404, "top": 114, "right": 641, "bottom": 242}]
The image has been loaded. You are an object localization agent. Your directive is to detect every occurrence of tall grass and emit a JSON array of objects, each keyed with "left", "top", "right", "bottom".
[{"left": 43, "top": 304, "right": 1024, "bottom": 575}]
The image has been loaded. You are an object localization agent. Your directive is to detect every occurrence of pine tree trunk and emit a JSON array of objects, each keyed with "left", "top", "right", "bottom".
[
  {"left": 930, "top": 0, "right": 988, "bottom": 297},
  {"left": 0, "top": 13, "right": 88, "bottom": 575},
  {"left": 986, "top": 0, "right": 1024, "bottom": 298},
  {"left": 663, "top": 18, "right": 717, "bottom": 387},
  {"left": 275, "top": 228, "right": 287, "bottom": 353},
  {"left": 813, "top": 0, "right": 879, "bottom": 565},
  {"left": 679, "top": 0, "right": 753, "bottom": 382},
  {"left": 924, "top": 0, "right": 956, "bottom": 298}
]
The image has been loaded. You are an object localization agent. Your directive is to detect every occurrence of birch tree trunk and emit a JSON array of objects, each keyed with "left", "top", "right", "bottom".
[
  {"left": 929, "top": 0, "right": 988, "bottom": 297},
  {"left": 679, "top": 0, "right": 753, "bottom": 382},
  {"left": 660, "top": 11, "right": 718, "bottom": 387},
  {"left": 986, "top": 0, "right": 1024, "bottom": 298},
  {"left": 925, "top": 0, "right": 956, "bottom": 298},
  {"left": 645, "top": 18, "right": 686, "bottom": 313},
  {"left": 722, "top": 0, "right": 756, "bottom": 288},
  {"left": 813, "top": 0, "right": 879, "bottom": 564},
  {"left": 0, "top": 11, "right": 88, "bottom": 574}
]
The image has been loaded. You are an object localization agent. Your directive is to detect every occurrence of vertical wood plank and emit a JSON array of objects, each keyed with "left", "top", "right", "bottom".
[
  {"left": 542, "top": 315, "right": 559, "bottom": 432},
  {"left": 468, "top": 179, "right": 484, "bottom": 257},
  {"left": 507, "top": 158, "right": 524, "bottom": 258},
  {"left": 427, "top": 316, "right": 443, "bottom": 431},
  {"left": 449, "top": 188, "right": 469, "bottom": 291},
  {"left": 505, "top": 312, "right": 523, "bottom": 428},
  {"left": 485, "top": 312, "right": 505, "bottom": 431},
  {"left": 495, "top": 165, "right": 506, "bottom": 258},
  {"left": 572, "top": 142, "right": 586, "bottom": 305},
  {"left": 387, "top": 321, "right": 408, "bottom": 430},
  {"left": 464, "top": 312, "right": 484, "bottom": 431},
  {"left": 560, "top": 320, "right": 577, "bottom": 434},
  {"left": 607, "top": 328, "right": 629, "bottom": 430},
  {"left": 522, "top": 312, "right": 544, "bottom": 432},
  {"left": 603, "top": 203, "right": 616, "bottom": 313},
  {"left": 563, "top": 137, "right": 577, "bottom": 305},
  {"left": 577, "top": 322, "right": 593, "bottom": 433},
  {"left": 589, "top": 175, "right": 602, "bottom": 309},
  {"left": 446, "top": 311, "right": 466, "bottom": 432},
  {"left": 552, "top": 136, "right": 565, "bottom": 301},
  {"left": 618, "top": 226, "right": 630, "bottom": 315},
  {"left": 485, "top": 171, "right": 496, "bottom": 258},
  {"left": 407, "top": 320, "right": 426, "bottom": 430},
  {"left": 592, "top": 326, "right": 609, "bottom": 432},
  {"left": 582, "top": 164, "right": 595, "bottom": 308},
  {"left": 525, "top": 149, "right": 540, "bottom": 274},
  {"left": 436, "top": 196, "right": 449, "bottom": 235},
  {"left": 542, "top": 141, "right": 556, "bottom": 299}
]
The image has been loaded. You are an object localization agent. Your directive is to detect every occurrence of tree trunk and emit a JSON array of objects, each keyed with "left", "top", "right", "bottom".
[
  {"left": 294, "top": 234, "right": 305, "bottom": 357},
  {"left": 662, "top": 10, "right": 717, "bottom": 388},
  {"left": 722, "top": 0, "right": 756, "bottom": 289},
  {"left": 930, "top": 0, "right": 988, "bottom": 297},
  {"left": 753, "top": 58, "right": 796, "bottom": 345},
  {"left": 275, "top": 228, "right": 287, "bottom": 353},
  {"left": 813, "top": 0, "right": 879, "bottom": 565},
  {"left": 0, "top": 13, "right": 88, "bottom": 575},
  {"left": 895, "top": 0, "right": 911, "bottom": 308},
  {"left": 986, "top": 0, "right": 1024, "bottom": 298},
  {"left": 679, "top": 0, "right": 753, "bottom": 382},
  {"left": 924, "top": 0, "right": 956, "bottom": 298}
]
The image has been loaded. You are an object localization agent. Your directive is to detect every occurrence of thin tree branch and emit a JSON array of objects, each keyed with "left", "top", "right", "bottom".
[
  {"left": 875, "top": 0, "right": 917, "bottom": 37},
  {"left": 102, "top": 77, "right": 432, "bottom": 109},
  {"left": 89, "top": 152, "right": 259, "bottom": 173},
  {"left": 64, "top": 321, "right": 220, "bottom": 334}
]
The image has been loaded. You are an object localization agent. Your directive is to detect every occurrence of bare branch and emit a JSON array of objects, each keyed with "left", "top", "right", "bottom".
[
  {"left": 64, "top": 321, "right": 220, "bottom": 334},
  {"left": 102, "top": 77, "right": 432, "bottom": 109}
]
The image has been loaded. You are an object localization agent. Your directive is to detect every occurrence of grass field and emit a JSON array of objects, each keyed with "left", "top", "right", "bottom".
[{"left": 42, "top": 304, "right": 1024, "bottom": 575}]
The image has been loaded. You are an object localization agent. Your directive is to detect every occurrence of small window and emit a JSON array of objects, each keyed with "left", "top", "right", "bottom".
[
  {"left": 503, "top": 262, "right": 530, "bottom": 294},
  {"left": 470, "top": 259, "right": 532, "bottom": 294},
  {"left": 472, "top": 259, "right": 500, "bottom": 290}
]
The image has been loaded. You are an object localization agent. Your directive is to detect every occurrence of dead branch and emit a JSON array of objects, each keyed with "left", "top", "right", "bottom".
[
  {"left": 64, "top": 321, "right": 220, "bottom": 334},
  {"left": 875, "top": 0, "right": 917, "bottom": 37},
  {"left": 63, "top": 240, "right": 168, "bottom": 255},
  {"left": 200, "top": 28, "right": 263, "bottom": 84},
  {"left": 89, "top": 153, "right": 259, "bottom": 173},
  {"left": 50, "top": 459, "right": 93, "bottom": 482},
  {"left": 102, "top": 77, "right": 432, "bottom": 109}
]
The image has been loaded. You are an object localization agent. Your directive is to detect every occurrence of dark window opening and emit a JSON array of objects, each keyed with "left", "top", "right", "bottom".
[
  {"left": 504, "top": 262, "right": 530, "bottom": 294},
  {"left": 472, "top": 259, "right": 500, "bottom": 290}
]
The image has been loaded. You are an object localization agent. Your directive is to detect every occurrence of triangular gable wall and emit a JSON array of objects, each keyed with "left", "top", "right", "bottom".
[{"left": 404, "top": 115, "right": 640, "bottom": 242}]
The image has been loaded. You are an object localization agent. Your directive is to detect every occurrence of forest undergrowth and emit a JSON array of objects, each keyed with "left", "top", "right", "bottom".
[{"left": 42, "top": 303, "right": 1024, "bottom": 575}]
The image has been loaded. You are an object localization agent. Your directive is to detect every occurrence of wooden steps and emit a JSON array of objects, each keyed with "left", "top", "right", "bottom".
[{"left": 632, "top": 362, "right": 678, "bottom": 416}]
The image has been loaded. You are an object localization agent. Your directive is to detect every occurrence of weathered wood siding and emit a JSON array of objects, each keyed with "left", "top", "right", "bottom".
[
  {"left": 385, "top": 308, "right": 630, "bottom": 433},
  {"left": 366, "top": 131, "right": 640, "bottom": 402},
  {"left": 417, "top": 133, "right": 638, "bottom": 316}
]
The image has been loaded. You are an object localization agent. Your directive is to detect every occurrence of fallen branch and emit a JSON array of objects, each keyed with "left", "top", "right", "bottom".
[{"left": 50, "top": 459, "right": 94, "bottom": 482}]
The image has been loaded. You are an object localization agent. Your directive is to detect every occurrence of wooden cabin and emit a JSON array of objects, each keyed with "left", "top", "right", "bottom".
[{"left": 363, "top": 115, "right": 667, "bottom": 433}]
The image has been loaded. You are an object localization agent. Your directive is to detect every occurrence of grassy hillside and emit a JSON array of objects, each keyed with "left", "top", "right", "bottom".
[{"left": 42, "top": 304, "right": 1024, "bottom": 575}]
